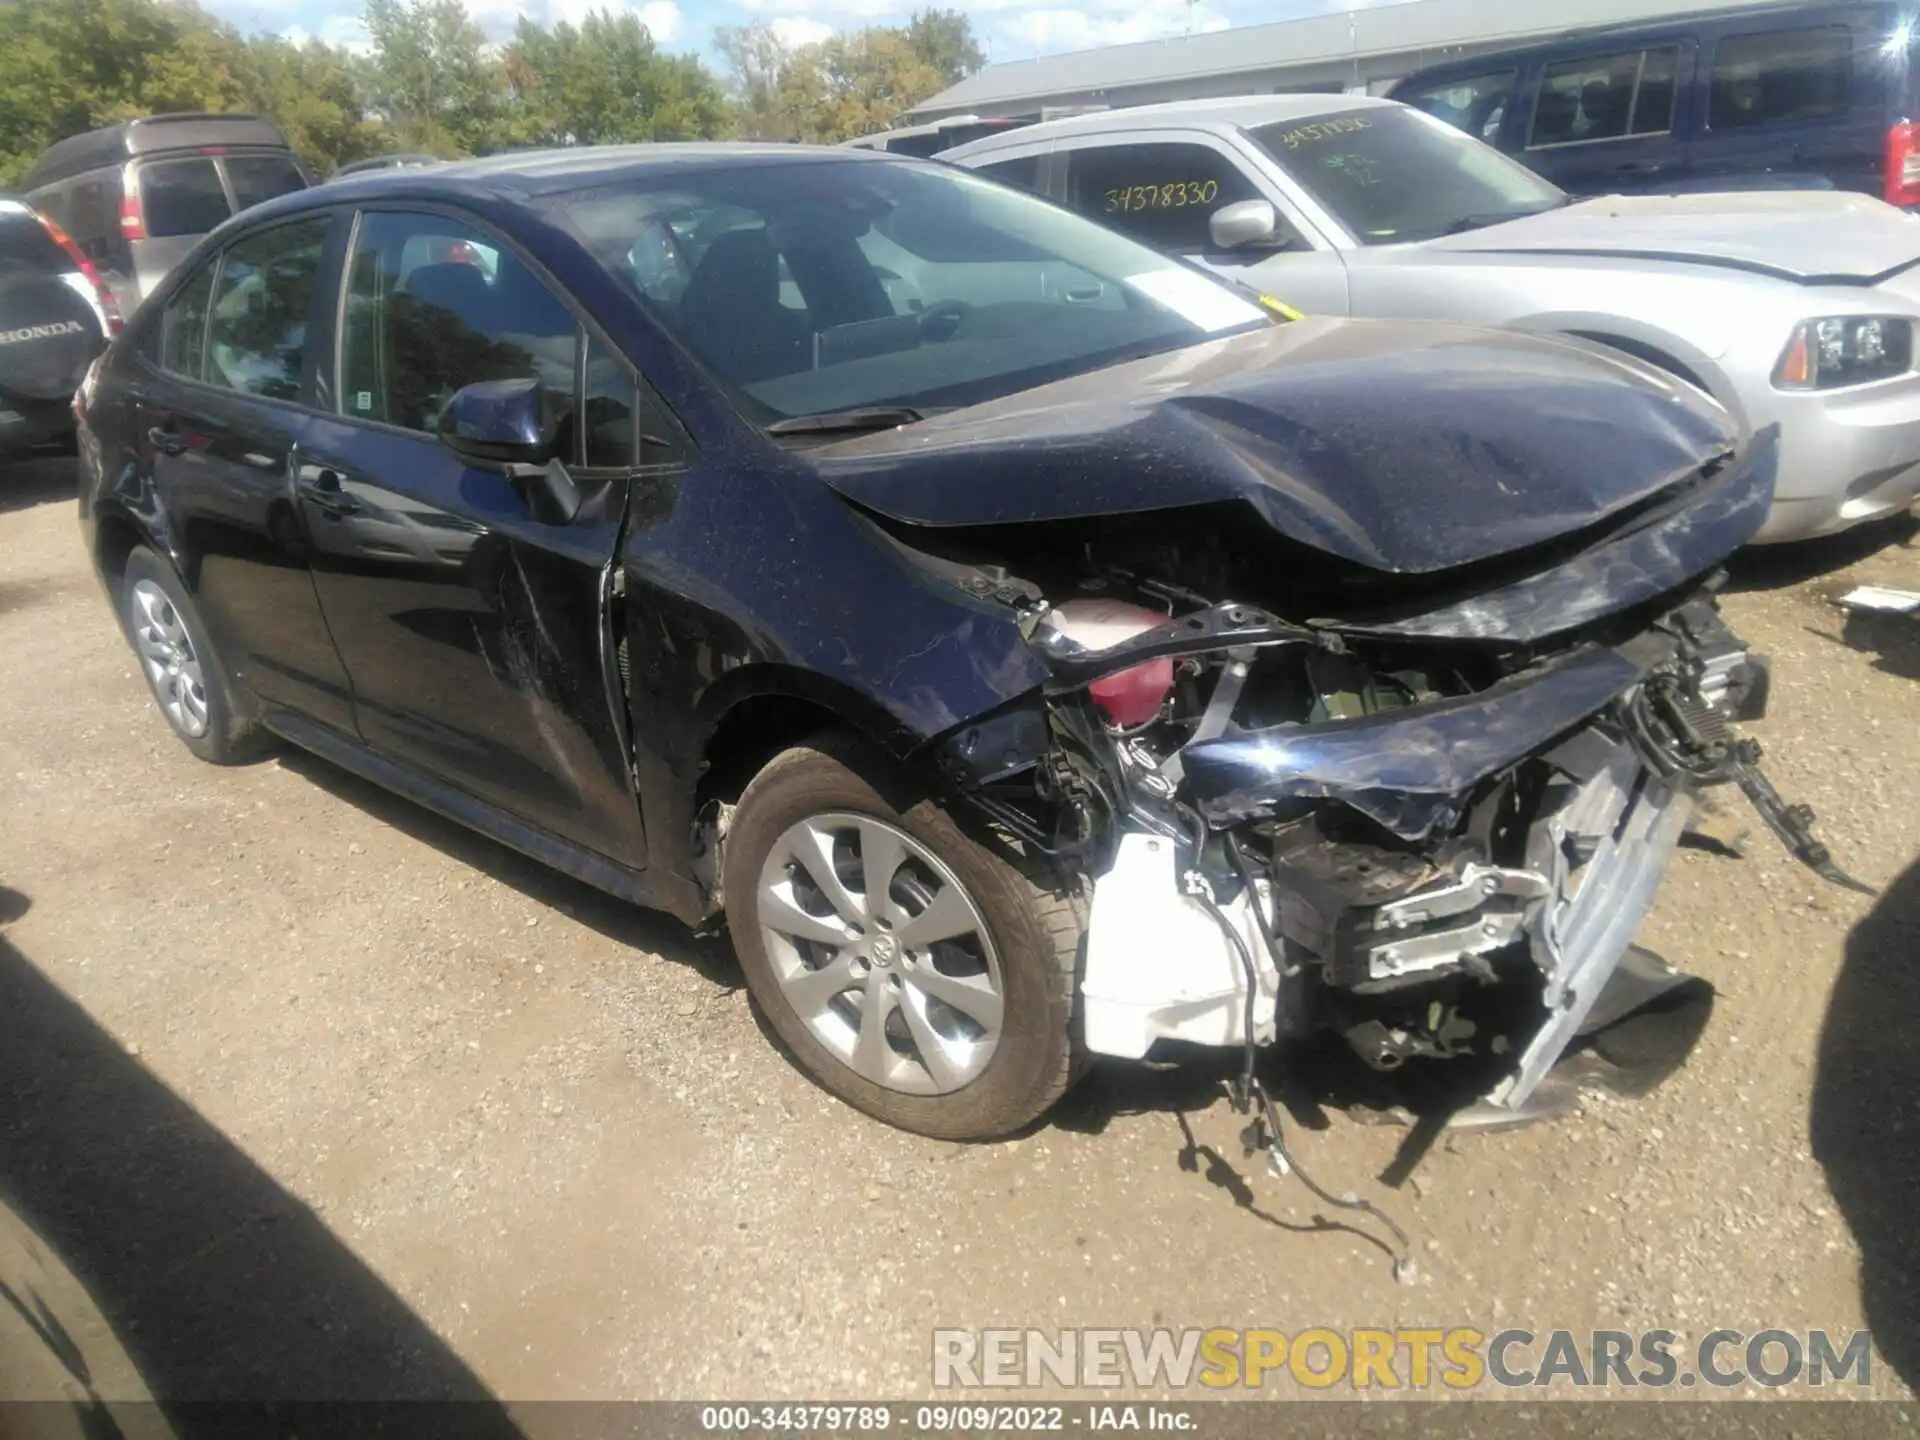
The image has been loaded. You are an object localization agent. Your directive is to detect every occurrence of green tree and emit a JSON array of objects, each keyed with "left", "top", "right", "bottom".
[
  {"left": 0, "top": 0, "right": 256, "bottom": 183},
  {"left": 244, "top": 36, "right": 392, "bottom": 175},
  {"left": 360, "top": 0, "right": 504, "bottom": 156},
  {"left": 503, "top": 9, "right": 727, "bottom": 147},
  {"left": 713, "top": 22, "right": 801, "bottom": 141},
  {"left": 717, "top": 13, "right": 981, "bottom": 145},
  {"left": 904, "top": 8, "right": 985, "bottom": 86}
]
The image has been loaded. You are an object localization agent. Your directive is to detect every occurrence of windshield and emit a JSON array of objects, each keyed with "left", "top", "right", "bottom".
[
  {"left": 1246, "top": 106, "right": 1566, "bottom": 245},
  {"left": 557, "top": 158, "right": 1267, "bottom": 425}
]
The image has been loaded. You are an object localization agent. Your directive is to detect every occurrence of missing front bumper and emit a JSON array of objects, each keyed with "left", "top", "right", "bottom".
[{"left": 1083, "top": 720, "right": 1700, "bottom": 1110}]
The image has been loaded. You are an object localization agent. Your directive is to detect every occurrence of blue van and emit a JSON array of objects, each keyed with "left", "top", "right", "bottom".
[{"left": 1388, "top": 2, "right": 1918, "bottom": 202}]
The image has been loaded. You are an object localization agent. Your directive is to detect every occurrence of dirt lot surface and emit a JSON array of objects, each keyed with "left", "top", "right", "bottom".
[{"left": 2, "top": 455, "right": 1918, "bottom": 1416}]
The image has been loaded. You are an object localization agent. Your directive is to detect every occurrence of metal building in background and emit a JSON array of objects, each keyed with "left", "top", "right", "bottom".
[{"left": 903, "top": 0, "right": 1790, "bottom": 123}]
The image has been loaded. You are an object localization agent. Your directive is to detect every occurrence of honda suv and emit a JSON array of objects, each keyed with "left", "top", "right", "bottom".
[{"left": 0, "top": 197, "right": 116, "bottom": 456}]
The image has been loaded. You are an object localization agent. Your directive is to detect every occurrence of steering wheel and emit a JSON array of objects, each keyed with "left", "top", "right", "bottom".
[{"left": 918, "top": 299, "right": 971, "bottom": 342}]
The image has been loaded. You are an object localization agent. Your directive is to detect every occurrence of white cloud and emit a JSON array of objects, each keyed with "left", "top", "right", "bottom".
[
  {"left": 768, "top": 15, "right": 836, "bottom": 47},
  {"left": 548, "top": 0, "right": 681, "bottom": 32},
  {"left": 739, "top": 0, "right": 906, "bottom": 16},
  {"left": 637, "top": 1, "right": 682, "bottom": 41},
  {"left": 318, "top": 12, "right": 374, "bottom": 53},
  {"left": 997, "top": 0, "right": 1229, "bottom": 54}
]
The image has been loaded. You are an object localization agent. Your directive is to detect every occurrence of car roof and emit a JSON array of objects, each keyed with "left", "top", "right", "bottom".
[
  {"left": 21, "top": 114, "right": 292, "bottom": 192},
  {"left": 234, "top": 142, "right": 914, "bottom": 228},
  {"left": 1391, "top": 0, "right": 1852, "bottom": 81},
  {"left": 939, "top": 94, "right": 1394, "bottom": 158},
  {"left": 327, "top": 142, "right": 899, "bottom": 196}
]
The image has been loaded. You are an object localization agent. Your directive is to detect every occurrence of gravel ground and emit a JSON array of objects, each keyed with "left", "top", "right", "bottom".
[{"left": 1, "top": 454, "right": 1917, "bottom": 1414}]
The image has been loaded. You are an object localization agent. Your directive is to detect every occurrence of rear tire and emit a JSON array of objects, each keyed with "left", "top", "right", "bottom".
[
  {"left": 724, "top": 733, "right": 1084, "bottom": 1140},
  {"left": 120, "top": 547, "right": 264, "bottom": 765}
]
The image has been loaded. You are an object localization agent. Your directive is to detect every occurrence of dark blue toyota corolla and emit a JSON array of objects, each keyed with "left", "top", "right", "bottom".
[{"left": 74, "top": 143, "right": 1838, "bottom": 1148}]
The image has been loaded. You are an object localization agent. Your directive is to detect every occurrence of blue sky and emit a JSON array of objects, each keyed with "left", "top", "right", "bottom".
[{"left": 201, "top": 0, "right": 1384, "bottom": 72}]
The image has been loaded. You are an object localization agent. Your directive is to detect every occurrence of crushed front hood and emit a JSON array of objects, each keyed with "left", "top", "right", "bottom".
[
  {"left": 811, "top": 318, "right": 1738, "bottom": 576},
  {"left": 1429, "top": 191, "right": 1920, "bottom": 284}
]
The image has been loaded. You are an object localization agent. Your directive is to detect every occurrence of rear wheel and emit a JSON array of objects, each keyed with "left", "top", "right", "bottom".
[
  {"left": 723, "top": 734, "right": 1084, "bottom": 1140},
  {"left": 120, "top": 547, "right": 263, "bottom": 764}
]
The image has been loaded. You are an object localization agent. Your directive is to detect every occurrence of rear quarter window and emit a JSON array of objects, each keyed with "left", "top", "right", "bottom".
[
  {"left": 1710, "top": 27, "right": 1855, "bottom": 129},
  {"left": 226, "top": 155, "right": 308, "bottom": 212},
  {"left": 140, "top": 158, "right": 231, "bottom": 239}
]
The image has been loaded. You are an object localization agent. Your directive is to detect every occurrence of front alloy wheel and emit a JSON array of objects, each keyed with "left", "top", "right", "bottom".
[
  {"left": 757, "top": 811, "right": 1005, "bottom": 1094},
  {"left": 724, "top": 735, "right": 1084, "bottom": 1140}
]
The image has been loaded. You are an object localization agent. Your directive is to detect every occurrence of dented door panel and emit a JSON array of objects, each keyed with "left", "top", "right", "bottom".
[{"left": 299, "top": 415, "right": 646, "bottom": 868}]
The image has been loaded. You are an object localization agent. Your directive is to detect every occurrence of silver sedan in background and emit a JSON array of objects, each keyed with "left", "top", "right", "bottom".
[{"left": 944, "top": 95, "right": 1920, "bottom": 544}]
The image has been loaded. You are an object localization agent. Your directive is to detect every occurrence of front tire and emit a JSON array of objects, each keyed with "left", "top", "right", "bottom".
[
  {"left": 724, "top": 734, "right": 1084, "bottom": 1140},
  {"left": 120, "top": 547, "right": 262, "bottom": 764}
]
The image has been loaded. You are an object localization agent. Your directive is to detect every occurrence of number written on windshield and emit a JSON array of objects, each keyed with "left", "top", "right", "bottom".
[
  {"left": 1104, "top": 180, "right": 1219, "bottom": 214},
  {"left": 1268, "top": 116, "right": 1373, "bottom": 150}
]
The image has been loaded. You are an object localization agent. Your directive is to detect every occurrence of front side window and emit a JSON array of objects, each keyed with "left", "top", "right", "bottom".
[
  {"left": 340, "top": 211, "right": 579, "bottom": 435},
  {"left": 975, "top": 155, "right": 1043, "bottom": 194},
  {"left": 558, "top": 158, "right": 1266, "bottom": 426},
  {"left": 1062, "top": 141, "right": 1260, "bottom": 251},
  {"left": 139, "top": 158, "right": 231, "bottom": 239},
  {"left": 1710, "top": 27, "right": 1853, "bottom": 130},
  {"left": 226, "top": 154, "right": 308, "bottom": 212},
  {"left": 1396, "top": 70, "right": 1518, "bottom": 144},
  {"left": 1530, "top": 47, "right": 1682, "bottom": 147},
  {"left": 582, "top": 337, "right": 637, "bottom": 468},
  {"left": 204, "top": 218, "right": 329, "bottom": 399},
  {"left": 156, "top": 261, "right": 215, "bottom": 379},
  {"left": 1247, "top": 106, "right": 1564, "bottom": 245}
]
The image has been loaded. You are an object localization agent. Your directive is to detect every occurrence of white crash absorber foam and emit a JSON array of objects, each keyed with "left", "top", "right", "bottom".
[{"left": 1081, "top": 832, "right": 1278, "bottom": 1059}]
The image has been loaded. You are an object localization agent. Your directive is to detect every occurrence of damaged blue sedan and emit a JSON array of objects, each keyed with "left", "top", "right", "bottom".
[{"left": 74, "top": 145, "right": 1849, "bottom": 1158}]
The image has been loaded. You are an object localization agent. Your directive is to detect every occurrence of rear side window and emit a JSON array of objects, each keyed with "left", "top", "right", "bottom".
[
  {"left": 205, "top": 219, "right": 329, "bottom": 399},
  {"left": 1530, "top": 46, "right": 1681, "bottom": 146},
  {"left": 1710, "top": 28, "right": 1853, "bottom": 130},
  {"left": 1396, "top": 70, "right": 1517, "bottom": 144},
  {"left": 976, "top": 155, "right": 1043, "bottom": 193},
  {"left": 226, "top": 155, "right": 307, "bottom": 212},
  {"left": 1062, "top": 141, "right": 1260, "bottom": 250},
  {"left": 340, "top": 210, "right": 579, "bottom": 435},
  {"left": 140, "top": 158, "right": 231, "bottom": 239},
  {"left": 64, "top": 177, "right": 124, "bottom": 267},
  {"left": 157, "top": 263, "right": 215, "bottom": 379}
]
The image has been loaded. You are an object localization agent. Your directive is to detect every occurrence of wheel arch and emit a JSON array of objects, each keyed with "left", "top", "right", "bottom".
[
  {"left": 1506, "top": 312, "right": 1743, "bottom": 423},
  {"left": 91, "top": 504, "right": 155, "bottom": 593},
  {"left": 691, "top": 666, "right": 923, "bottom": 812}
]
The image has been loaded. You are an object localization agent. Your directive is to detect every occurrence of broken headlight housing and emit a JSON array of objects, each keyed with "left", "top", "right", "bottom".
[{"left": 1774, "top": 315, "right": 1914, "bottom": 390}]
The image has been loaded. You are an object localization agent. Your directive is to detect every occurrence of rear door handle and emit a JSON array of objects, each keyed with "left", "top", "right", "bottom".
[{"left": 146, "top": 423, "right": 186, "bottom": 457}]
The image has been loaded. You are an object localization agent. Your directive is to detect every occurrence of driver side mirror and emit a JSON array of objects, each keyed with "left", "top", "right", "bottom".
[
  {"left": 438, "top": 377, "right": 582, "bottom": 524},
  {"left": 438, "top": 377, "right": 568, "bottom": 466},
  {"left": 1208, "top": 199, "right": 1284, "bottom": 252}
]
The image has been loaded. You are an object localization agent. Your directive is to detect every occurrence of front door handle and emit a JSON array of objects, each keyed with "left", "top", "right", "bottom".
[
  {"left": 147, "top": 423, "right": 186, "bottom": 457},
  {"left": 297, "top": 466, "right": 363, "bottom": 518}
]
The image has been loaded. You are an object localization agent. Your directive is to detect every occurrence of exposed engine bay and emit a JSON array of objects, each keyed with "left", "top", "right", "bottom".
[{"left": 913, "top": 502, "right": 1863, "bottom": 1153}]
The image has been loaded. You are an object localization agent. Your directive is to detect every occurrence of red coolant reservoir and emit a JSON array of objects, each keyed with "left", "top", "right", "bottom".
[{"left": 1049, "top": 599, "right": 1176, "bottom": 728}]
